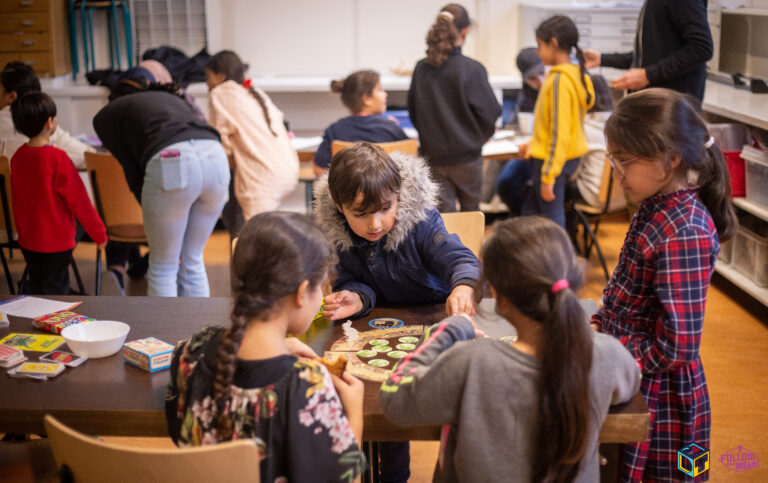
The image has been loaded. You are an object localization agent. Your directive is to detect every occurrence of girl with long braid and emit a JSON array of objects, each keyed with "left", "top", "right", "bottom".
[
  {"left": 519, "top": 15, "right": 595, "bottom": 230},
  {"left": 166, "top": 212, "right": 366, "bottom": 482},
  {"left": 205, "top": 51, "right": 299, "bottom": 234},
  {"left": 380, "top": 216, "right": 640, "bottom": 482}
]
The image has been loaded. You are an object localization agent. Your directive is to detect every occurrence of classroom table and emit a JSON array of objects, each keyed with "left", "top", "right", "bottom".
[{"left": 0, "top": 296, "right": 649, "bottom": 445}]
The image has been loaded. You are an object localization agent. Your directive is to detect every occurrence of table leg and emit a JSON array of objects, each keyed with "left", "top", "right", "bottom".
[{"left": 371, "top": 441, "right": 379, "bottom": 482}]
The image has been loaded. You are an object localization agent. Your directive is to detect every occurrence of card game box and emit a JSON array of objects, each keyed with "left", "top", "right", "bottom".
[
  {"left": 8, "top": 362, "right": 65, "bottom": 380},
  {"left": 123, "top": 337, "right": 174, "bottom": 372},
  {"left": 0, "top": 333, "right": 64, "bottom": 352},
  {"left": 34, "top": 311, "right": 94, "bottom": 334},
  {"left": 0, "top": 345, "right": 26, "bottom": 368}
]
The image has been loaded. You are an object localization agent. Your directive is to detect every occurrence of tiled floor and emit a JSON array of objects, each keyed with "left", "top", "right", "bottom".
[{"left": 2, "top": 213, "right": 766, "bottom": 482}]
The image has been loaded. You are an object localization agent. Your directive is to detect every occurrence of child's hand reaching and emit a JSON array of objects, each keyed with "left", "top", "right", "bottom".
[
  {"left": 330, "top": 372, "right": 364, "bottom": 446},
  {"left": 284, "top": 337, "right": 318, "bottom": 358},
  {"left": 540, "top": 182, "right": 555, "bottom": 202},
  {"left": 446, "top": 285, "right": 476, "bottom": 317},
  {"left": 322, "top": 290, "right": 363, "bottom": 321},
  {"left": 517, "top": 142, "right": 529, "bottom": 159}
]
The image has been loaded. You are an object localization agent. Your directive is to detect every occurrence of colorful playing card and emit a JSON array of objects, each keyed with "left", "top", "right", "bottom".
[
  {"left": 0, "top": 345, "right": 26, "bottom": 368},
  {"left": 0, "top": 333, "right": 65, "bottom": 352},
  {"left": 8, "top": 362, "right": 65, "bottom": 380},
  {"left": 39, "top": 350, "right": 87, "bottom": 367}
]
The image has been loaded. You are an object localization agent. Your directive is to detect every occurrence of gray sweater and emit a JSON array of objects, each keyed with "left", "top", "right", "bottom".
[{"left": 380, "top": 316, "right": 641, "bottom": 482}]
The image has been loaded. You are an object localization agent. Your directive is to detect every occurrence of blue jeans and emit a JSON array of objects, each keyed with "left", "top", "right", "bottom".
[
  {"left": 521, "top": 157, "right": 580, "bottom": 230},
  {"left": 141, "top": 139, "right": 229, "bottom": 297},
  {"left": 495, "top": 159, "right": 533, "bottom": 215}
]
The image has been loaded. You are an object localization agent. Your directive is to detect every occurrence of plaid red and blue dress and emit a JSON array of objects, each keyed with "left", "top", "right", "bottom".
[{"left": 592, "top": 188, "right": 718, "bottom": 483}]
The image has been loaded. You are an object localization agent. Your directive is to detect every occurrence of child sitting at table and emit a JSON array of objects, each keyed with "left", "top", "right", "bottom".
[
  {"left": 314, "top": 142, "right": 480, "bottom": 483},
  {"left": 9, "top": 92, "right": 107, "bottom": 295},
  {"left": 205, "top": 50, "right": 299, "bottom": 233},
  {"left": 312, "top": 69, "right": 408, "bottom": 176},
  {"left": 380, "top": 216, "right": 641, "bottom": 482},
  {"left": 165, "top": 211, "right": 366, "bottom": 482}
]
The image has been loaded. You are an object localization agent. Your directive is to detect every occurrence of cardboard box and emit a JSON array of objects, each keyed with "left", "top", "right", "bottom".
[{"left": 123, "top": 337, "right": 174, "bottom": 373}]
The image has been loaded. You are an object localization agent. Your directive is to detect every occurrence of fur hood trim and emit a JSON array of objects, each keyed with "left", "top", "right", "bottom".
[{"left": 313, "top": 151, "right": 439, "bottom": 252}]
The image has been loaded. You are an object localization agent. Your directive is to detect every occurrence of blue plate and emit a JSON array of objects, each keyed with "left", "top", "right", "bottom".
[{"left": 368, "top": 317, "right": 404, "bottom": 329}]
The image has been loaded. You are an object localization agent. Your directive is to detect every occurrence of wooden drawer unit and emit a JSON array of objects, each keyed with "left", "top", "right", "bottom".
[{"left": 0, "top": 0, "right": 71, "bottom": 77}]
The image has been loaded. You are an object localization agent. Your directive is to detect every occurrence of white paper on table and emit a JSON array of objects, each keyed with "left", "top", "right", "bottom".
[
  {"left": 291, "top": 136, "right": 323, "bottom": 151},
  {"left": 482, "top": 139, "right": 519, "bottom": 157},
  {"left": 0, "top": 296, "right": 80, "bottom": 319}
]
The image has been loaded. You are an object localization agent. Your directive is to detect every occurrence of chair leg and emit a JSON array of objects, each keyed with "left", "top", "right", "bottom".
[
  {"left": 18, "top": 264, "right": 29, "bottom": 295},
  {"left": 87, "top": 8, "right": 96, "bottom": 72},
  {"left": 80, "top": 3, "right": 89, "bottom": 73},
  {"left": 70, "top": 257, "right": 86, "bottom": 295},
  {"left": 122, "top": 3, "right": 133, "bottom": 67},
  {"left": 68, "top": 1, "right": 78, "bottom": 80},
  {"left": 95, "top": 247, "right": 102, "bottom": 296},
  {"left": 106, "top": 9, "right": 115, "bottom": 69},
  {"left": 0, "top": 248, "right": 15, "bottom": 295},
  {"left": 575, "top": 209, "right": 610, "bottom": 281}
]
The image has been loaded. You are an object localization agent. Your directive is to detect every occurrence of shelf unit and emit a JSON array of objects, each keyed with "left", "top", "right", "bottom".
[{"left": 715, "top": 197, "right": 768, "bottom": 306}]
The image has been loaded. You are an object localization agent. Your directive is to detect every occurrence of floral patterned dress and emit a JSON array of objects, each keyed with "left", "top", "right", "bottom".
[{"left": 165, "top": 326, "right": 366, "bottom": 483}]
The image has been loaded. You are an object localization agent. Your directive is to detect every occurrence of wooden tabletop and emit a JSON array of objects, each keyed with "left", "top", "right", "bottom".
[{"left": 0, "top": 296, "right": 648, "bottom": 443}]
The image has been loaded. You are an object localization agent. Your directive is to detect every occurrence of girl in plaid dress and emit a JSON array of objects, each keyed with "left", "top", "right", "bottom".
[{"left": 591, "top": 88, "right": 738, "bottom": 482}]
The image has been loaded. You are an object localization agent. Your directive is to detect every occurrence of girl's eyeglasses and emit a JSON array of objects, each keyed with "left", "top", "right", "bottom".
[{"left": 605, "top": 152, "right": 639, "bottom": 175}]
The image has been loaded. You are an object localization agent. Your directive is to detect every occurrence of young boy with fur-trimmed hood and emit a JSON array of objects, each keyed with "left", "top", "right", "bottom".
[
  {"left": 313, "top": 141, "right": 480, "bottom": 482},
  {"left": 314, "top": 142, "right": 480, "bottom": 321}
]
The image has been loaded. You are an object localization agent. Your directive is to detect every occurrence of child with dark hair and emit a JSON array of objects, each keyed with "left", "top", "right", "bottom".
[
  {"left": 205, "top": 51, "right": 299, "bottom": 229},
  {"left": 519, "top": 15, "right": 595, "bottom": 229},
  {"left": 312, "top": 69, "right": 407, "bottom": 176},
  {"left": 9, "top": 92, "right": 107, "bottom": 294},
  {"left": 380, "top": 216, "right": 640, "bottom": 482},
  {"left": 592, "top": 88, "right": 738, "bottom": 482},
  {"left": 408, "top": 3, "right": 501, "bottom": 212},
  {"left": 166, "top": 211, "right": 366, "bottom": 482},
  {"left": 1, "top": 61, "right": 95, "bottom": 168},
  {"left": 314, "top": 142, "right": 480, "bottom": 482}
]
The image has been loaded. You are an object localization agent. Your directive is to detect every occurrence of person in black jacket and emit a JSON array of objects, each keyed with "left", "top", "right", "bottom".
[
  {"left": 583, "top": 0, "right": 713, "bottom": 102},
  {"left": 94, "top": 79, "right": 229, "bottom": 298},
  {"left": 408, "top": 3, "right": 501, "bottom": 212}
]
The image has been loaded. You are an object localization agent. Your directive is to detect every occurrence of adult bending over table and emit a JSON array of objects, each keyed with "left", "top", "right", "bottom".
[{"left": 94, "top": 79, "right": 229, "bottom": 297}]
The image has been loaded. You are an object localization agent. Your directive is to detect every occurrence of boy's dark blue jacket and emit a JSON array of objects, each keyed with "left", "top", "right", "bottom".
[{"left": 314, "top": 152, "right": 480, "bottom": 317}]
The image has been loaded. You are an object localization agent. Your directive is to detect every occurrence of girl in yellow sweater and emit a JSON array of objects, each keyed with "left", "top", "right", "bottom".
[{"left": 521, "top": 15, "right": 595, "bottom": 229}]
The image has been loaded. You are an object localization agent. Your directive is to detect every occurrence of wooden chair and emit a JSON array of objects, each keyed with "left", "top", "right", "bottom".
[
  {"left": 330, "top": 138, "right": 419, "bottom": 157},
  {"left": 440, "top": 211, "right": 485, "bottom": 258},
  {"left": 570, "top": 157, "right": 624, "bottom": 281},
  {"left": 0, "top": 157, "right": 85, "bottom": 295},
  {"left": 85, "top": 152, "right": 147, "bottom": 295},
  {"left": 44, "top": 414, "right": 261, "bottom": 483}
]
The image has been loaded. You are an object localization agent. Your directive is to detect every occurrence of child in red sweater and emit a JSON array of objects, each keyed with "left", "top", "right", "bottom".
[{"left": 10, "top": 92, "right": 107, "bottom": 294}]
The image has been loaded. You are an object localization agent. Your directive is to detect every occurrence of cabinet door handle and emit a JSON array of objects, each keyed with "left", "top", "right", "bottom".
[
  {"left": 22, "top": 40, "right": 36, "bottom": 46},
  {"left": 21, "top": 20, "right": 35, "bottom": 26},
  {"left": 20, "top": 1, "right": 35, "bottom": 6},
  {"left": 23, "top": 60, "right": 36, "bottom": 66}
]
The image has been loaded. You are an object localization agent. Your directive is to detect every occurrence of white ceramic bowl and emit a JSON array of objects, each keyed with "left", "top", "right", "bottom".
[{"left": 61, "top": 321, "right": 130, "bottom": 358}]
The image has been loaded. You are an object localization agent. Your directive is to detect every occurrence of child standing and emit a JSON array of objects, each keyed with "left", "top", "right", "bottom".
[
  {"left": 166, "top": 211, "right": 366, "bottom": 482},
  {"left": 313, "top": 69, "right": 408, "bottom": 176},
  {"left": 205, "top": 51, "right": 299, "bottom": 228},
  {"left": 10, "top": 92, "right": 107, "bottom": 294},
  {"left": 592, "top": 88, "right": 738, "bottom": 482},
  {"left": 1, "top": 62, "right": 95, "bottom": 169},
  {"left": 314, "top": 142, "right": 480, "bottom": 482},
  {"left": 408, "top": 4, "right": 501, "bottom": 212},
  {"left": 521, "top": 15, "right": 595, "bottom": 229},
  {"left": 380, "top": 216, "right": 641, "bottom": 482}
]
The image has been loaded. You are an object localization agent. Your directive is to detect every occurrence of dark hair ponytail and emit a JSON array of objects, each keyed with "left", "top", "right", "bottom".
[
  {"left": 605, "top": 88, "right": 738, "bottom": 241},
  {"left": 206, "top": 50, "right": 277, "bottom": 137},
  {"left": 108, "top": 77, "right": 186, "bottom": 102},
  {"left": 425, "top": 4, "right": 470, "bottom": 67},
  {"left": 330, "top": 70, "right": 381, "bottom": 113},
  {"left": 481, "top": 216, "right": 593, "bottom": 482},
  {"left": 1, "top": 61, "right": 41, "bottom": 101},
  {"left": 535, "top": 15, "right": 592, "bottom": 105},
  {"left": 212, "top": 212, "right": 337, "bottom": 437}
]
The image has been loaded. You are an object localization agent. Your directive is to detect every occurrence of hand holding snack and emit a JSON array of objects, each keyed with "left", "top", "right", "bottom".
[
  {"left": 330, "top": 371, "right": 364, "bottom": 446},
  {"left": 317, "top": 353, "right": 348, "bottom": 377}
]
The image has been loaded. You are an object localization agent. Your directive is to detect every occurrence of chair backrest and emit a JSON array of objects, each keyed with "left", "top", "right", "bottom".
[
  {"left": 84, "top": 152, "right": 143, "bottom": 228},
  {"left": 0, "top": 156, "right": 15, "bottom": 243},
  {"left": 44, "top": 414, "right": 261, "bottom": 483},
  {"left": 330, "top": 139, "right": 419, "bottom": 157},
  {"left": 440, "top": 211, "right": 485, "bottom": 258}
]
